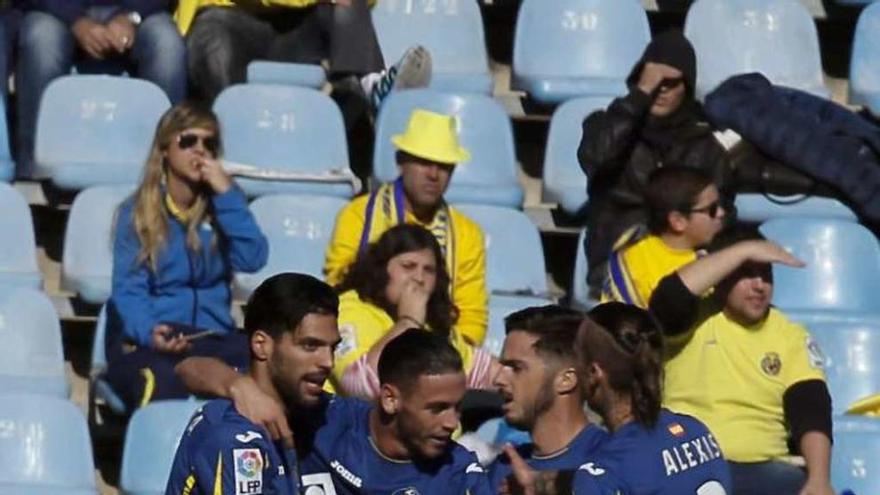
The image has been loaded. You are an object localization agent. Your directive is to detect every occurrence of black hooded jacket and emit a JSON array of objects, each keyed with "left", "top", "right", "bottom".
[{"left": 577, "top": 31, "right": 731, "bottom": 293}]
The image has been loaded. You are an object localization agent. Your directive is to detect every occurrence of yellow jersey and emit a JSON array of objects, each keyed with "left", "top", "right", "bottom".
[
  {"left": 603, "top": 233, "right": 697, "bottom": 308},
  {"left": 663, "top": 308, "right": 827, "bottom": 462}
]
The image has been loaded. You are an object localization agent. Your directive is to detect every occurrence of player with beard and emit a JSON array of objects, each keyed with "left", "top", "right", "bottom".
[
  {"left": 487, "top": 305, "right": 607, "bottom": 493},
  {"left": 166, "top": 275, "right": 491, "bottom": 494}
]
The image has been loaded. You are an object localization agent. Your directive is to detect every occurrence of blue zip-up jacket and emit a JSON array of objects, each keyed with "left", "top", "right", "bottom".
[
  {"left": 25, "top": 0, "right": 171, "bottom": 25},
  {"left": 110, "top": 187, "right": 268, "bottom": 347}
]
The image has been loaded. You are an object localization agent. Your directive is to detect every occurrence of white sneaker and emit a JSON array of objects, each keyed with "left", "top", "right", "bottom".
[{"left": 364, "top": 45, "right": 432, "bottom": 112}]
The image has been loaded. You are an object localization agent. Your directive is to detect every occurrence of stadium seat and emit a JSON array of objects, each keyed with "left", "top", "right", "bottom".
[
  {"left": 89, "top": 305, "right": 126, "bottom": 416},
  {"left": 0, "top": 98, "right": 14, "bottom": 182},
  {"left": 806, "top": 321, "right": 880, "bottom": 414},
  {"left": 570, "top": 228, "right": 599, "bottom": 310},
  {"left": 685, "top": 0, "right": 827, "bottom": 98},
  {"left": 374, "top": 89, "right": 522, "bottom": 208},
  {"left": 455, "top": 204, "right": 549, "bottom": 298},
  {"left": 63, "top": 185, "right": 134, "bottom": 304},
  {"left": 484, "top": 294, "right": 554, "bottom": 357},
  {"left": 512, "top": 0, "right": 650, "bottom": 104},
  {"left": 371, "top": 0, "right": 493, "bottom": 94},
  {"left": 850, "top": 2, "right": 880, "bottom": 115},
  {"left": 543, "top": 96, "right": 613, "bottom": 214},
  {"left": 120, "top": 400, "right": 203, "bottom": 495},
  {"left": 247, "top": 61, "right": 327, "bottom": 89},
  {"left": 0, "top": 393, "right": 96, "bottom": 494},
  {"left": 34, "top": 75, "right": 170, "bottom": 188},
  {"left": 232, "top": 194, "right": 347, "bottom": 299},
  {"left": 759, "top": 218, "right": 880, "bottom": 318},
  {"left": 0, "top": 183, "right": 41, "bottom": 289},
  {"left": 831, "top": 416, "right": 880, "bottom": 494},
  {"left": 0, "top": 287, "right": 67, "bottom": 397},
  {"left": 213, "top": 84, "right": 357, "bottom": 198},
  {"left": 734, "top": 194, "right": 858, "bottom": 223}
]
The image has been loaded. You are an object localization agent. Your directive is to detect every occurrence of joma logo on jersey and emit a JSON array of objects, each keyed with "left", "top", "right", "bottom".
[
  {"left": 330, "top": 460, "right": 363, "bottom": 488},
  {"left": 392, "top": 488, "right": 420, "bottom": 495}
]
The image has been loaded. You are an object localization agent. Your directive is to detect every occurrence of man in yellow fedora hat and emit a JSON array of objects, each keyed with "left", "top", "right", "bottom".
[{"left": 324, "top": 108, "right": 488, "bottom": 346}]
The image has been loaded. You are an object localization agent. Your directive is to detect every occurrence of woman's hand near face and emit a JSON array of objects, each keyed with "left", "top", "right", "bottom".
[
  {"left": 397, "top": 278, "right": 430, "bottom": 325},
  {"left": 197, "top": 156, "right": 232, "bottom": 194}
]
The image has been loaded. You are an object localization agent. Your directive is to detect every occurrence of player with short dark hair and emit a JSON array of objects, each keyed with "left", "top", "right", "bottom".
[{"left": 487, "top": 305, "right": 608, "bottom": 493}]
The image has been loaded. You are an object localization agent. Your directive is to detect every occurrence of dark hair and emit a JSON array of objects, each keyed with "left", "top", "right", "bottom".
[
  {"left": 579, "top": 302, "right": 664, "bottom": 427},
  {"left": 338, "top": 224, "right": 457, "bottom": 335},
  {"left": 504, "top": 305, "right": 584, "bottom": 365},
  {"left": 709, "top": 225, "right": 773, "bottom": 298},
  {"left": 645, "top": 167, "right": 714, "bottom": 234},
  {"left": 244, "top": 273, "right": 339, "bottom": 340},
  {"left": 378, "top": 328, "right": 464, "bottom": 390}
]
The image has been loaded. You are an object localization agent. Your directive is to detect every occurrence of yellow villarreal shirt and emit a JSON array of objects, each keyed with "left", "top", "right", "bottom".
[
  {"left": 603, "top": 234, "right": 697, "bottom": 308},
  {"left": 663, "top": 308, "right": 826, "bottom": 462},
  {"left": 330, "top": 289, "right": 480, "bottom": 389},
  {"left": 176, "top": 0, "right": 379, "bottom": 34},
  {"left": 323, "top": 194, "right": 488, "bottom": 345}
]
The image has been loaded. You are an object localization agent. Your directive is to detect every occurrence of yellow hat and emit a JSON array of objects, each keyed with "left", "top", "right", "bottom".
[{"left": 391, "top": 109, "right": 471, "bottom": 165}]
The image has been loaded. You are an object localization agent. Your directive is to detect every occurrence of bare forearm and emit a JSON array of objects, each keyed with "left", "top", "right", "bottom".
[
  {"left": 800, "top": 431, "right": 832, "bottom": 484},
  {"left": 677, "top": 243, "right": 752, "bottom": 295},
  {"left": 175, "top": 356, "right": 241, "bottom": 398}
]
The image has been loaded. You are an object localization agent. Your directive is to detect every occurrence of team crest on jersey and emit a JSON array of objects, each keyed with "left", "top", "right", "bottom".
[
  {"left": 234, "top": 448, "right": 263, "bottom": 494},
  {"left": 667, "top": 422, "right": 685, "bottom": 437},
  {"left": 761, "top": 352, "right": 782, "bottom": 376},
  {"left": 392, "top": 488, "right": 420, "bottom": 495}
]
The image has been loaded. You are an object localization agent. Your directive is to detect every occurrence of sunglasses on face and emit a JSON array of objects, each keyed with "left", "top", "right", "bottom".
[
  {"left": 689, "top": 200, "right": 722, "bottom": 219},
  {"left": 177, "top": 133, "right": 219, "bottom": 156}
]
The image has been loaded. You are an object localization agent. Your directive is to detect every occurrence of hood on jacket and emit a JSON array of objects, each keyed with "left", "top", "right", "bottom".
[{"left": 626, "top": 30, "right": 697, "bottom": 97}]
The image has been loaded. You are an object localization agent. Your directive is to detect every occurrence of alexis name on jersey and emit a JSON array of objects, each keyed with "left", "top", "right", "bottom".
[{"left": 661, "top": 432, "right": 723, "bottom": 477}]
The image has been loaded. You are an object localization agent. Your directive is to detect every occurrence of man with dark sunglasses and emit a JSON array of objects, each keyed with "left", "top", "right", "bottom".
[
  {"left": 649, "top": 227, "right": 834, "bottom": 495},
  {"left": 603, "top": 166, "right": 726, "bottom": 307},
  {"left": 577, "top": 30, "right": 732, "bottom": 299}
]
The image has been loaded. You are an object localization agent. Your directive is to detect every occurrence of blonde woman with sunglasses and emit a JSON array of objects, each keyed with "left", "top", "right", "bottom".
[{"left": 104, "top": 102, "right": 268, "bottom": 411}]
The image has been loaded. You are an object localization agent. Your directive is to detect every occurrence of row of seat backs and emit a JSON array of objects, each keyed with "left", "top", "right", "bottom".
[{"left": 514, "top": 0, "right": 875, "bottom": 111}]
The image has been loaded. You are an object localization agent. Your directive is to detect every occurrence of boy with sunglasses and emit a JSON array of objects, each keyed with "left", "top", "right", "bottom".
[{"left": 602, "top": 166, "right": 726, "bottom": 307}]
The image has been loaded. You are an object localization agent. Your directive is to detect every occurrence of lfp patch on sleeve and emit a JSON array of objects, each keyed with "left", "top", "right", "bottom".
[{"left": 234, "top": 448, "right": 264, "bottom": 495}]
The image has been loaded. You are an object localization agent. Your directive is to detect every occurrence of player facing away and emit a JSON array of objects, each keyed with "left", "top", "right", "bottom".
[
  {"left": 503, "top": 302, "right": 732, "bottom": 495},
  {"left": 165, "top": 273, "right": 490, "bottom": 494}
]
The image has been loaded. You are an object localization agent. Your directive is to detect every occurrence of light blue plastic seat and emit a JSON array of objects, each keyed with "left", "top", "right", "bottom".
[
  {"left": 543, "top": 97, "right": 613, "bottom": 214},
  {"left": 371, "top": 0, "right": 493, "bottom": 94},
  {"left": 232, "top": 194, "right": 347, "bottom": 299},
  {"left": 0, "top": 393, "right": 96, "bottom": 494},
  {"left": 484, "top": 294, "right": 554, "bottom": 357},
  {"left": 246, "top": 61, "right": 327, "bottom": 89},
  {"left": 0, "top": 97, "right": 14, "bottom": 182},
  {"left": 0, "top": 287, "right": 67, "bottom": 397},
  {"left": 63, "top": 186, "right": 134, "bottom": 304},
  {"left": 734, "top": 194, "right": 858, "bottom": 223},
  {"left": 120, "top": 400, "right": 203, "bottom": 495},
  {"left": 805, "top": 320, "right": 880, "bottom": 414},
  {"left": 570, "top": 228, "right": 599, "bottom": 310},
  {"left": 0, "top": 183, "right": 41, "bottom": 289},
  {"left": 512, "top": 0, "right": 650, "bottom": 104},
  {"left": 685, "top": 0, "right": 827, "bottom": 98},
  {"left": 89, "top": 305, "right": 126, "bottom": 416},
  {"left": 34, "top": 75, "right": 170, "bottom": 187},
  {"left": 455, "top": 204, "right": 548, "bottom": 298},
  {"left": 213, "top": 84, "right": 355, "bottom": 198},
  {"left": 831, "top": 416, "right": 880, "bottom": 494},
  {"left": 759, "top": 218, "right": 880, "bottom": 319},
  {"left": 374, "top": 89, "right": 522, "bottom": 207},
  {"left": 850, "top": 2, "right": 880, "bottom": 115}
]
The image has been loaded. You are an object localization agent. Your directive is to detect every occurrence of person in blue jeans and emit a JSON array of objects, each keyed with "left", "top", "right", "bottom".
[
  {"left": 105, "top": 102, "right": 268, "bottom": 411},
  {"left": 15, "top": 1, "right": 186, "bottom": 177}
]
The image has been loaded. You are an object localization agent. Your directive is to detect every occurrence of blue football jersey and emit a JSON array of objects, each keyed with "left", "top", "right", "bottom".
[
  {"left": 165, "top": 400, "right": 298, "bottom": 495},
  {"left": 296, "top": 395, "right": 492, "bottom": 495},
  {"left": 573, "top": 409, "right": 732, "bottom": 495},
  {"left": 487, "top": 424, "right": 608, "bottom": 493}
]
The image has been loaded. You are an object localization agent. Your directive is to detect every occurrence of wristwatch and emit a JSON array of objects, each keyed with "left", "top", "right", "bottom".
[{"left": 126, "top": 11, "right": 142, "bottom": 26}]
